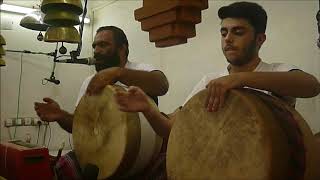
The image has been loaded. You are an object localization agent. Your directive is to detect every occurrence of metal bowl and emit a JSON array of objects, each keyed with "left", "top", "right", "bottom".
[
  {"left": 0, "top": 35, "right": 6, "bottom": 45},
  {"left": 20, "top": 10, "right": 49, "bottom": 31},
  {"left": 44, "top": 26, "right": 80, "bottom": 43},
  {"left": 0, "top": 46, "right": 5, "bottom": 56},
  {"left": 0, "top": 56, "right": 6, "bottom": 67},
  {"left": 44, "top": 10, "right": 80, "bottom": 26},
  {"left": 41, "top": 0, "right": 83, "bottom": 15}
]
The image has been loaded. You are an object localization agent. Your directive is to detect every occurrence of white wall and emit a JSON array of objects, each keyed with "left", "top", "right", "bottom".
[
  {"left": 0, "top": 11, "right": 94, "bottom": 150},
  {"left": 92, "top": 0, "right": 320, "bottom": 133},
  {"left": 0, "top": 0, "right": 319, "bottom": 152}
]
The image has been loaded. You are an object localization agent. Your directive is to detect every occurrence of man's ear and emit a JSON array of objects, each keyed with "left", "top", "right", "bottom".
[
  {"left": 118, "top": 44, "right": 128, "bottom": 57},
  {"left": 256, "top": 33, "right": 266, "bottom": 49}
]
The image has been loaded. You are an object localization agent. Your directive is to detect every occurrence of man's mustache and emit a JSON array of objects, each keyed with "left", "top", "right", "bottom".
[
  {"left": 224, "top": 45, "right": 237, "bottom": 51},
  {"left": 94, "top": 54, "right": 107, "bottom": 60}
]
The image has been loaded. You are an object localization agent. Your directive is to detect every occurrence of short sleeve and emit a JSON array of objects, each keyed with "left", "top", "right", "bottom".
[
  {"left": 75, "top": 75, "right": 94, "bottom": 106},
  {"left": 183, "top": 72, "right": 222, "bottom": 106},
  {"left": 129, "top": 61, "right": 158, "bottom": 72},
  {"left": 271, "top": 63, "right": 300, "bottom": 72},
  {"left": 183, "top": 77, "right": 208, "bottom": 106}
]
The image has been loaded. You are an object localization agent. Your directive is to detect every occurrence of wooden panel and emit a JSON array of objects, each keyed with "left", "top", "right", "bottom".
[
  {"left": 155, "top": 37, "right": 187, "bottom": 48},
  {"left": 149, "top": 23, "right": 196, "bottom": 42},
  {"left": 143, "top": 0, "right": 172, "bottom": 7},
  {"left": 143, "top": 0, "right": 207, "bottom": 9},
  {"left": 141, "top": 7, "right": 201, "bottom": 31},
  {"left": 198, "top": 0, "right": 209, "bottom": 9},
  {"left": 135, "top": 0, "right": 208, "bottom": 48},
  {"left": 135, "top": 0, "right": 206, "bottom": 20}
]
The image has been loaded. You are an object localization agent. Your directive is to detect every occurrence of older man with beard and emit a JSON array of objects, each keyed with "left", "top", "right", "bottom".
[{"left": 34, "top": 26, "right": 169, "bottom": 179}]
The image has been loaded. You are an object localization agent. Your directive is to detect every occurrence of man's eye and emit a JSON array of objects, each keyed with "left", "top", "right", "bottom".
[
  {"left": 99, "top": 42, "right": 108, "bottom": 48},
  {"left": 221, "top": 32, "right": 227, "bottom": 37},
  {"left": 234, "top": 30, "right": 244, "bottom": 35}
]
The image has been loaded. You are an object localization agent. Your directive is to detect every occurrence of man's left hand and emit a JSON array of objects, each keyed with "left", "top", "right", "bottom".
[
  {"left": 86, "top": 67, "right": 122, "bottom": 95},
  {"left": 205, "top": 73, "right": 245, "bottom": 112}
]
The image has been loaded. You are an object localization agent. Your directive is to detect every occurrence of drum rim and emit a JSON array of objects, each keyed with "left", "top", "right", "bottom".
[
  {"left": 72, "top": 85, "right": 141, "bottom": 178},
  {"left": 167, "top": 89, "right": 318, "bottom": 179}
]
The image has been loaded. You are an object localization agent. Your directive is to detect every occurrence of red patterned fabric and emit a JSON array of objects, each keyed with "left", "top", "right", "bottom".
[
  {"left": 55, "top": 151, "right": 83, "bottom": 180},
  {"left": 54, "top": 147, "right": 167, "bottom": 180}
]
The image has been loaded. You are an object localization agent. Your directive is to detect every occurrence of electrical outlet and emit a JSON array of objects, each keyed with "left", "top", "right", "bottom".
[
  {"left": 16, "top": 118, "right": 23, "bottom": 126},
  {"left": 33, "top": 117, "right": 41, "bottom": 125},
  {"left": 5, "top": 118, "right": 13, "bottom": 127},
  {"left": 33, "top": 117, "right": 49, "bottom": 126},
  {"left": 31, "top": 117, "right": 36, "bottom": 126},
  {"left": 3, "top": 117, "right": 49, "bottom": 127},
  {"left": 24, "top": 117, "right": 32, "bottom": 125}
]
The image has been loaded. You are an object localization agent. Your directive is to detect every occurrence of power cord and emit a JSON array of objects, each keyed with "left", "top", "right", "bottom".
[
  {"left": 42, "top": 123, "right": 48, "bottom": 146},
  {"left": 13, "top": 53, "right": 24, "bottom": 139},
  {"left": 36, "top": 123, "right": 41, "bottom": 145},
  {"left": 47, "top": 124, "right": 52, "bottom": 148},
  {"left": 69, "top": 134, "right": 73, "bottom": 149},
  {"left": 43, "top": 43, "right": 60, "bottom": 85}
]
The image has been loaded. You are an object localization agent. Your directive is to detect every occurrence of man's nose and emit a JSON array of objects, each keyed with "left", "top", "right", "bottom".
[
  {"left": 224, "top": 33, "right": 234, "bottom": 43},
  {"left": 94, "top": 46, "right": 102, "bottom": 55}
]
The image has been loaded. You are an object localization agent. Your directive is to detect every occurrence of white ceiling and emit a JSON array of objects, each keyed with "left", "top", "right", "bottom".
[{"left": 2, "top": 0, "right": 115, "bottom": 11}]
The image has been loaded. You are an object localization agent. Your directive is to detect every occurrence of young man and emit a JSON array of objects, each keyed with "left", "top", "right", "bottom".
[
  {"left": 34, "top": 26, "right": 169, "bottom": 179},
  {"left": 114, "top": 2, "right": 320, "bottom": 140}
]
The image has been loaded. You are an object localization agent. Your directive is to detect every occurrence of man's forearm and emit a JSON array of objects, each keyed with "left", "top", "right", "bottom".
[
  {"left": 240, "top": 71, "right": 320, "bottom": 98},
  {"left": 57, "top": 110, "right": 74, "bottom": 133},
  {"left": 118, "top": 68, "right": 169, "bottom": 97},
  {"left": 143, "top": 106, "right": 173, "bottom": 139}
]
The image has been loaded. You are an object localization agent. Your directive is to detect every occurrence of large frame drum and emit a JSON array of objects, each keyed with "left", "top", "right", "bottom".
[
  {"left": 73, "top": 85, "right": 162, "bottom": 179},
  {"left": 167, "top": 89, "right": 320, "bottom": 180}
]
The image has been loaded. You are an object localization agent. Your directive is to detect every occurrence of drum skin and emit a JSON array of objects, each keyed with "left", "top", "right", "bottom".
[
  {"left": 167, "top": 89, "right": 320, "bottom": 180},
  {"left": 73, "top": 85, "right": 162, "bottom": 179}
]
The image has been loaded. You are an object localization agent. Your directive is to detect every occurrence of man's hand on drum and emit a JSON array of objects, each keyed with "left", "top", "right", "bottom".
[
  {"left": 86, "top": 67, "right": 122, "bottom": 95},
  {"left": 34, "top": 98, "right": 63, "bottom": 122},
  {"left": 205, "top": 74, "right": 244, "bottom": 112},
  {"left": 114, "top": 86, "right": 151, "bottom": 113}
]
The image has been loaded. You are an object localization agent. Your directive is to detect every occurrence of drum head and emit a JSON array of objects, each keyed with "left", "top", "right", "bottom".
[
  {"left": 167, "top": 89, "right": 320, "bottom": 180},
  {"left": 73, "top": 85, "right": 141, "bottom": 179}
]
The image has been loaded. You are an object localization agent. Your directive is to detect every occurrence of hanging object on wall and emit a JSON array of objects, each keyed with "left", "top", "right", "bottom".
[
  {"left": 44, "top": 26, "right": 80, "bottom": 43},
  {"left": 20, "top": 9, "right": 49, "bottom": 41},
  {"left": 134, "top": 0, "right": 208, "bottom": 48},
  {"left": 316, "top": 3, "right": 320, "bottom": 48},
  {"left": 41, "top": 0, "right": 83, "bottom": 44},
  {"left": 20, "top": 9, "right": 49, "bottom": 31},
  {"left": 0, "top": 34, "right": 6, "bottom": 67}
]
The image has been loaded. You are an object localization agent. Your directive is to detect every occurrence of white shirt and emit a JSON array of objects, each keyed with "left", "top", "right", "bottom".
[
  {"left": 184, "top": 61, "right": 299, "bottom": 106},
  {"left": 76, "top": 61, "right": 157, "bottom": 106}
]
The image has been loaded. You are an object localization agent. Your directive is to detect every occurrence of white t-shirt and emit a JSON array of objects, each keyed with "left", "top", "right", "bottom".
[
  {"left": 184, "top": 61, "right": 299, "bottom": 106},
  {"left": 76, "top": 61, "right": 157, "bottom": 106}
]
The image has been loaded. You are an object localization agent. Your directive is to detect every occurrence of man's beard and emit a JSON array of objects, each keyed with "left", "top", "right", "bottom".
[
  {"left": 94, "top": 51, "right": 121, "bottom": 72},
  {"left": 226, "top": 39, "right": 256, "bottom": 66}
]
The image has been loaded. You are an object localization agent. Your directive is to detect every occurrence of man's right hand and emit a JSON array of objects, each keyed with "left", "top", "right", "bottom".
[
  {"left": 34, "top": 98, "right": 63, "bottom": 122},
  {"left": 114, "top": 86, "right": 151, "bottom": 113},
  {"left": 115, "top": 86, "right": 173, "bottom": 139}
]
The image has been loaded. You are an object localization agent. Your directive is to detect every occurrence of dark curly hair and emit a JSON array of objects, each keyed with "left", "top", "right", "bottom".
[
  {"left": 218, "top": 1, "right": 267, "bottom": 34},
  {"left": 96, "top": 26, "right": 129, "bottom": 57}
]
